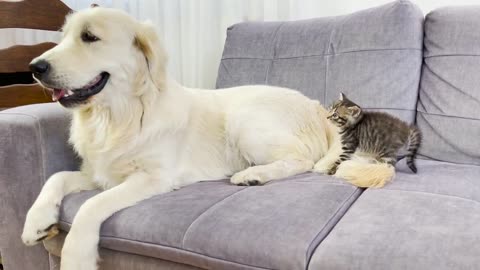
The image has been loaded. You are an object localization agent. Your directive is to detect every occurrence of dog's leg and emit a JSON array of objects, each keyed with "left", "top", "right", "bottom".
[
  {"left": 231, "top": 158, "right": 314, "bottom": 186},
  {"left": 60, "top": 171, "right": 172, "bottom": 270},
  {"left": 22, "top": 171, "right": 97, "bottom": 246},
  {"left": 313, "top": 118, "right": 343, "bottom": 174},
  {"left": 313, "top": 139, "right": 343, "bottom": 174}
]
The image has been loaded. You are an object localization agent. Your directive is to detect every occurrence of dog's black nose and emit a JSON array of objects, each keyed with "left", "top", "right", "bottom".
[{"left": 29, "top": 60, "right": 50, "bottom": 78}]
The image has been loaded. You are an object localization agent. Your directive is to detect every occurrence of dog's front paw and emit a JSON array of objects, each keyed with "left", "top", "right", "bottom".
[
  {"left": 22, "top": 202, "right": 60, "bottom": 246},
  {"left": 60, "top": 230, "right": 99, "bottom": 270},
  {"left": 230, "top": 168, "right": 266, "bottom": 186}
]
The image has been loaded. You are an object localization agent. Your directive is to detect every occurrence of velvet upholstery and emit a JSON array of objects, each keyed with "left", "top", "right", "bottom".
[
  {"left": 417, "top": 6, "right": 480, "bottom": 165},
  {"left": 309, "top": 160, "right": 480, "bottom": 270},
  {"left": 217, "top": 0, "right": 423, "bottom": 123},
  {"left": 1, "top": 1, "right": 479, "bottom": 270}
]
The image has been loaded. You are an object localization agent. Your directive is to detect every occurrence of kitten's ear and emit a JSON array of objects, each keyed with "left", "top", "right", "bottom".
[
  {"left": 349, "top": 106, "right": 361, "bottom": 117},
  {"left": 339, "top": 93, "right": 345, "bottom": 100}
]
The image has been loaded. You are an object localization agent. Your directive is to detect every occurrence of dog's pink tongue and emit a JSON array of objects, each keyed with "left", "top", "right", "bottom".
[{"left": 52, "top": 89, "right": 66, "bottom": 101}]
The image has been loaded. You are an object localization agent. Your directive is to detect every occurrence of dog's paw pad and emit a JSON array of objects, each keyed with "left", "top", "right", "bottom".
[
  {"left": 35, "top": 224, "right": 59, "bottom": 242},
  {"left": 45, "top": 224, "right": 60, "bottom": 240},
  {"left": 247, "top": 180, "right": 260, "bottom": 186},
  {"left": 231, "top": 168, "right": 269, "bottom": 186},
  {"left": 235, "top": 180, "right": 260, "bottom": 186}
]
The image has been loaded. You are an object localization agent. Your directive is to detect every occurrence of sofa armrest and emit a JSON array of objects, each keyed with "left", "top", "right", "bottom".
[{"left": 0, "top": 103, "right": 79, "bottom": 270}]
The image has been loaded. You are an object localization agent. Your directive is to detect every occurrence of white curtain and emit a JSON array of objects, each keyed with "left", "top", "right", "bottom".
[{"left": 2, "top": 0, "right": 479, "bottom": 88}]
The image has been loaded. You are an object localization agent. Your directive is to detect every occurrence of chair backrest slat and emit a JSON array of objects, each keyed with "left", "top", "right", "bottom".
[
  {"left": 0, "top": 0, "right": 73, "bottom": 108},
  {"left": 0, "top": 0, "right": 72, "bottom": 30},
  {"left": 0, "top": 84, "right": 51, "bottom": 108},
  {"left": 0, "top": 42, "right": 57, "bottom": 73}
]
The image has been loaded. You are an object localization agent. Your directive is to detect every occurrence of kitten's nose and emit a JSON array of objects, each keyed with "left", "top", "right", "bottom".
[{"left": 29, "top": 60, "right": 51, "bottom": 79}]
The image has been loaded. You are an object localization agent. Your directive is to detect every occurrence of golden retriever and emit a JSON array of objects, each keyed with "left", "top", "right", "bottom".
[{"left": 21, "top": 6, "right": 393, "bottom": 270}]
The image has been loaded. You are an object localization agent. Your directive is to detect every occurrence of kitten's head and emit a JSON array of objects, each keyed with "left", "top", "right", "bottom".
[{"left": 327, "top": 93, "right": 363, "bottom": 128}]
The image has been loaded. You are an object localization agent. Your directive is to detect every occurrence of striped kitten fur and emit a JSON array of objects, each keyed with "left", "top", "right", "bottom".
[{"left": 327, "top": 93, "right": 421, "bottom": 175}]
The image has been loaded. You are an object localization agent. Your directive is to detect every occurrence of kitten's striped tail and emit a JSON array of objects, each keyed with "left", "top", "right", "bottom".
[{"left": 406, "top": 126, "right": 422, "bottom": 173}]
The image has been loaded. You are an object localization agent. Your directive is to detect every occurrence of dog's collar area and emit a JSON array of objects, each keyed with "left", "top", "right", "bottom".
[{"left": 54, "top": 72, "right": 110, "bottom": 107}]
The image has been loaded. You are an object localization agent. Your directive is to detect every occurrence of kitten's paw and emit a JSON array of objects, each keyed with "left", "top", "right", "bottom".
[
  {"left": 22, "top": 202, "right": 60, "bottom": 246},
  {"left": 327, "top": 166, "right": 337, "bottom": 175},
  {"left": 230, "top": 168, "right": 266, "bottom": 186},
  {"left": 313, "top": 160, "right": 333, "bottom": 174}
]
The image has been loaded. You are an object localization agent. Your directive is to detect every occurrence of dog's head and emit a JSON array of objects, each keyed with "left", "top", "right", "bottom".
[{"left": 30, "top": 7, "right": 166, "bottom": 109}]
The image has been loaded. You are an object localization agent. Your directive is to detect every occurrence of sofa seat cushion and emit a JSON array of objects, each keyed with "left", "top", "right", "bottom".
[
  {"left": 309, "top": 159, "right": 480, "bottom": 270},
  {"left": 52, "top": 174, "right": 361, "bottom": 270},
  {"left": 417, "top": 6, "right": 480, "bottom": 165},
  {"left": 217, "top": 0, "right": 424, "bottom": 123}
]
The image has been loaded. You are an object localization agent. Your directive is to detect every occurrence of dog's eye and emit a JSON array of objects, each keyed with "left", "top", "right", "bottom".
[{"left": 81, "top": 31, "right": 100, "bottom": 43}]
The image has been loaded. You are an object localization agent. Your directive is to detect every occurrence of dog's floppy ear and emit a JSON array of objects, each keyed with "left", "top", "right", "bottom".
[{"left": 134, "top": 21, "right": 167, "bottom": 91}]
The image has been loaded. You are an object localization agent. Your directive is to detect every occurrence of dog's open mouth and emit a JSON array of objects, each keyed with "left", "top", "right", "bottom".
[{"left": 52, "top": 72, "right": 110, "bottom": 105}]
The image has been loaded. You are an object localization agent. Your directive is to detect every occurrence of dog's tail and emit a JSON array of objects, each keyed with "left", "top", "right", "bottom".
[{"left": 335, "top": 157, "right": 395, "bottom": 188}]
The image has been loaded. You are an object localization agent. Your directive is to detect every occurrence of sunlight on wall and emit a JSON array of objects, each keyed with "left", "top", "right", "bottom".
[{"left": 1, "top": 0, "right": 479, "bottom": 88}]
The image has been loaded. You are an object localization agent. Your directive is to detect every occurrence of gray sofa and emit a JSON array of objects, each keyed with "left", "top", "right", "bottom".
[{"left": 1, "top": 1, "right": 479, "bottom": 269}]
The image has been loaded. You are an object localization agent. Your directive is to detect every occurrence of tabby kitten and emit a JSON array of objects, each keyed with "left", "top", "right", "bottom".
[{"left": 326, "top": 93, "right": 421, "bottom": 175}]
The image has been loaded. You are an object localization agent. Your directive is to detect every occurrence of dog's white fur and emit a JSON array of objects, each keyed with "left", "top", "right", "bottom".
[{"left": 21, "top": 7, "right": 393, "bottom": 270}]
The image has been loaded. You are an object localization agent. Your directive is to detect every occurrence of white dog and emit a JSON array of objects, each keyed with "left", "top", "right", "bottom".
[{"left": 21, "top": 7, "right": 393, "bottom": 270}]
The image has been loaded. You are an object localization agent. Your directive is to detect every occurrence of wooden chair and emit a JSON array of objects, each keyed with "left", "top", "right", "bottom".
[{"left": 0, "top": 0, "right": 72, "bottom": 109}]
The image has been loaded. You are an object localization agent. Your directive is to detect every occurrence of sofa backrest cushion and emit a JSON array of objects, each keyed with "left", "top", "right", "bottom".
[
  {"left": 417, "top": 6, "right": 480, "bottom": 165},
  {"left": 216, "top": 0, "right": 424, "bottom": 123}
]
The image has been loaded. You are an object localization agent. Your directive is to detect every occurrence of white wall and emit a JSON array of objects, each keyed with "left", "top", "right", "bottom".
[{"left": 2, "top": 0, "right": 480, "bottom": 88}]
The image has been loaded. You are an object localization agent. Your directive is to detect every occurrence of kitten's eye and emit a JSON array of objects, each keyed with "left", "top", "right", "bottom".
[
  {"left": 332, "top": 112, "right": 338, "bottom": 117},
  {"left": 81, "top": 31, "right": 100, "bottom": 43}
]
